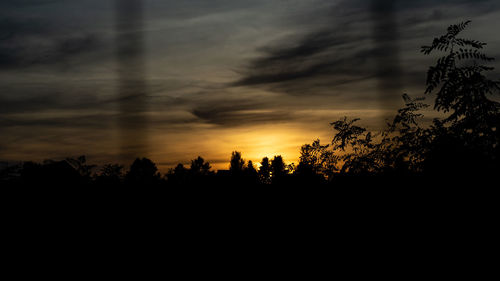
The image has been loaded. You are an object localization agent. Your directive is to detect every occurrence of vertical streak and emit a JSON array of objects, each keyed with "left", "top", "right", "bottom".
[
  {"left": 115, "top": 0, "right": 149, "bottom": 161},
  {"left": 370, "top": 0, "right": 402, "bottom": 114}
]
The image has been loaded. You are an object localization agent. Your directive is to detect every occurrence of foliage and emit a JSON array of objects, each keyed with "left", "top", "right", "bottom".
[
  {"left": 290, "top": 21, "right": 499, "bottom": 179},
  {"left": 258, "top": 157, "right": 271, "bottom": 185},
  {"left": 244, "top": 160, "right": 258, "bottom": 178},
  {"left": 189, "top": 156, "right": 212, "bottom": 177},
  {"left": 319, "top": 21, "right": 500, "bottom": 177},
  {"left": 421, "top": 21, "right": 500, "bottom": 173},
  {"left": 421, "top": 20, "right": 500, "bottom": 130},
  {"left": 230, "top": 151, "right": 245, "bottom": 174},
  {"left": 125, "top": 158, "right": 161, "bottom": 186},
  {"left": 95, "top": 164, "right": 123, "bottom": 185},
  {"left": 297, "top": 139, "right": 337, "bottom": 179},
  {"left": 66, "top": 155, "right": 96, "bottom": 182}
]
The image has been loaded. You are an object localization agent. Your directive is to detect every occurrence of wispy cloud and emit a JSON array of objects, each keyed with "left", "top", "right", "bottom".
[
  {"left": 0, "top": 18, "right": 103, "bottom": 69},
  {"left": 232, "top": 0, "right": 500, "bottom": 100}
]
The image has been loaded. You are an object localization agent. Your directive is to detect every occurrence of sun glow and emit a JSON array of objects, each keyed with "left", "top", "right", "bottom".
[{"left": 152, "top": 123, "right": 325, "bottom": 172}]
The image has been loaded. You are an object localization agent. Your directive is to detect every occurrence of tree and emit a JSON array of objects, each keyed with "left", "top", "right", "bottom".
[
  {"left": 258, "top": 157, "right": 271, "bottom": 184},
  {"left": 422, "top": 21, "right": 499, "bottom": 130},
  {"left": 297, "top": 139, "right": 337, "bottom": 178},
  {"left": 95, "top": 164, "right": 124, "bottom": 186},
  {"left": 324, "top": 21, "right": 500, "bottom": 177},
  {"left": 229, "top": 151, "right": 245, "bottom": 174},
  {"left": 329, "top": 117, "right": 380, "bottom": 174},
  {"left": 66, "top": 155, "right": 96, "bottom": 183},
  {"left": 189, "top": 156, "right": 212, "bottom": 177},
  {"left": 166, "top": 164, "right": 189, "bottom": 186},
  {"left": 244, "top": 160, "right": 259, "bottom": 185},
  {"left": 99, "top": 164, "right": 124, "bottom": 178},
  {"left": 422, "top": 21, "right": 500, "bottom": 174},
  {"left": 125, "top": 158, "right": 161, "bottom": 186},
  {"left": 381, "top": 94, "right": 431, "bottom": 173},
  {"left": 244, "top": 161, "right": 257, "bottom": 175},
  {"left": 183, "top": 157, "right": 214, "bottom": 186},
  {"left": 271, "top": 156, "right": 286, "bottom": 182}
]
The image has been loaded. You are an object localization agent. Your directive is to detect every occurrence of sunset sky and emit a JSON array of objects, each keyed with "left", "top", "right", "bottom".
[{"left": 1, "top": 0, "right": 500, "bottom": 171}]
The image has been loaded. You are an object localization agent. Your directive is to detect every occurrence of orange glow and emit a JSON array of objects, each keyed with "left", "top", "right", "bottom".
[
  {"left": 152, "top": 122, "right": 335, "bottom": 172},
  {"left": 150, "top": 109, "right": 388, "bottom": 172}
]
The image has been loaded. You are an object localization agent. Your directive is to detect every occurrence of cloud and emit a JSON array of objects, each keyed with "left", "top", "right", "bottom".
[
  {"left": 0, "top": 0, "right": 64, "bottom": 7},
  {"left": 0, "top": 80, "right": 116, "bottom": 114},
  {"left": 191, "top": 101, "right": 291, "bottom": 127},
  {"left": 231, "top": 0, "right": 500, "bottom": 101},
  {"left": 231, "top": 1, "right": 382, "bottom": 96},
  {"left": 0, "top": 18, "right": 102, "bottom": 69}
]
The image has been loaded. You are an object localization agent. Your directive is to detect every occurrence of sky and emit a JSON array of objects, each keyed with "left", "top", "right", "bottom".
[{"left": 1, "top": 0, "right": 500, "bottom": 171}]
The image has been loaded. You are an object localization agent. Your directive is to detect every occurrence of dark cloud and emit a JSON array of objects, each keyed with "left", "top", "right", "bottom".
[
  {"left": 0, "top": 94, "right": 66, "bottom": 114},
  {"left": 232, "top": 0, "right": 500, "bottom": 100},
  {"left": 191, "top": 100, "right": 291, "bottom": 127},
  {"left": 0, "top": 81, "right": 115, "bottom": 114},
  {"left": 231, "top": 2, "right": 376, "bottom": 95},
  {"left": 0, "top": 0, "right": 64, "bottom": 7},
  {"left": 0, "top": 113, "right": 115, "bottom": 128},
  {"left": 0, "top": 18, "right": 101, "bottom": 69}
]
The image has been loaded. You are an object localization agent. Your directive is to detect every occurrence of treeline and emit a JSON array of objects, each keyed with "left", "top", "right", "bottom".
[
  {"left": 0, "top": 153, "right": 315, "bottom": 187},
  {"left": 1, "top": 21, "right": 499, "bottom": 187}
]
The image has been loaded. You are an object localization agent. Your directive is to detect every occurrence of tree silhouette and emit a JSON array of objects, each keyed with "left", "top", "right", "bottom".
[
  {"left": 229, "top": 151, "right": 245, "bottom": 175},
  {"left": 421, "top": 21, "right": 500, "bottom": 176},
  {"left": 284, "top": 21, "right": 496, "bottom": 180},
  {"left": 381, "top": 94, "right": 430, "bottom": 173},
  {"left": 125, "top": 158, "right": 161, "bottom": 186},
  {"left": 422, "top": 21, "right": 500, "bottom": 130},
  {"left": 66, "top": 155, "right": 95, "bottom": 184},
  {"left": 166, "top": 163, "right": 189, "bottom": 186},
  {"left": 297, "top": 139, "right": 336, "bottom": 180},
  {"left": 189, "top": 156, "right": 212, "bottom": 177},
  {"left": 271, "top": 156, "right": 286, "bottom": 184},
  {"left": 186, "top": 156, "right": 214, "bottom": 185},
  {"left": 95, "top": 164, "right": 124, "bottom": 186},
  {"left": 258, "top": 157, "right": 271, "bottom": 185},
  {"left": 245, "top": 160, "right": 256, "bottom": 173},
  {"left": 244, "top": 160, "right": 259, "bottom": 185},
  {"left": 329, "top": 117, "right": 380, "bottom": 174}
]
